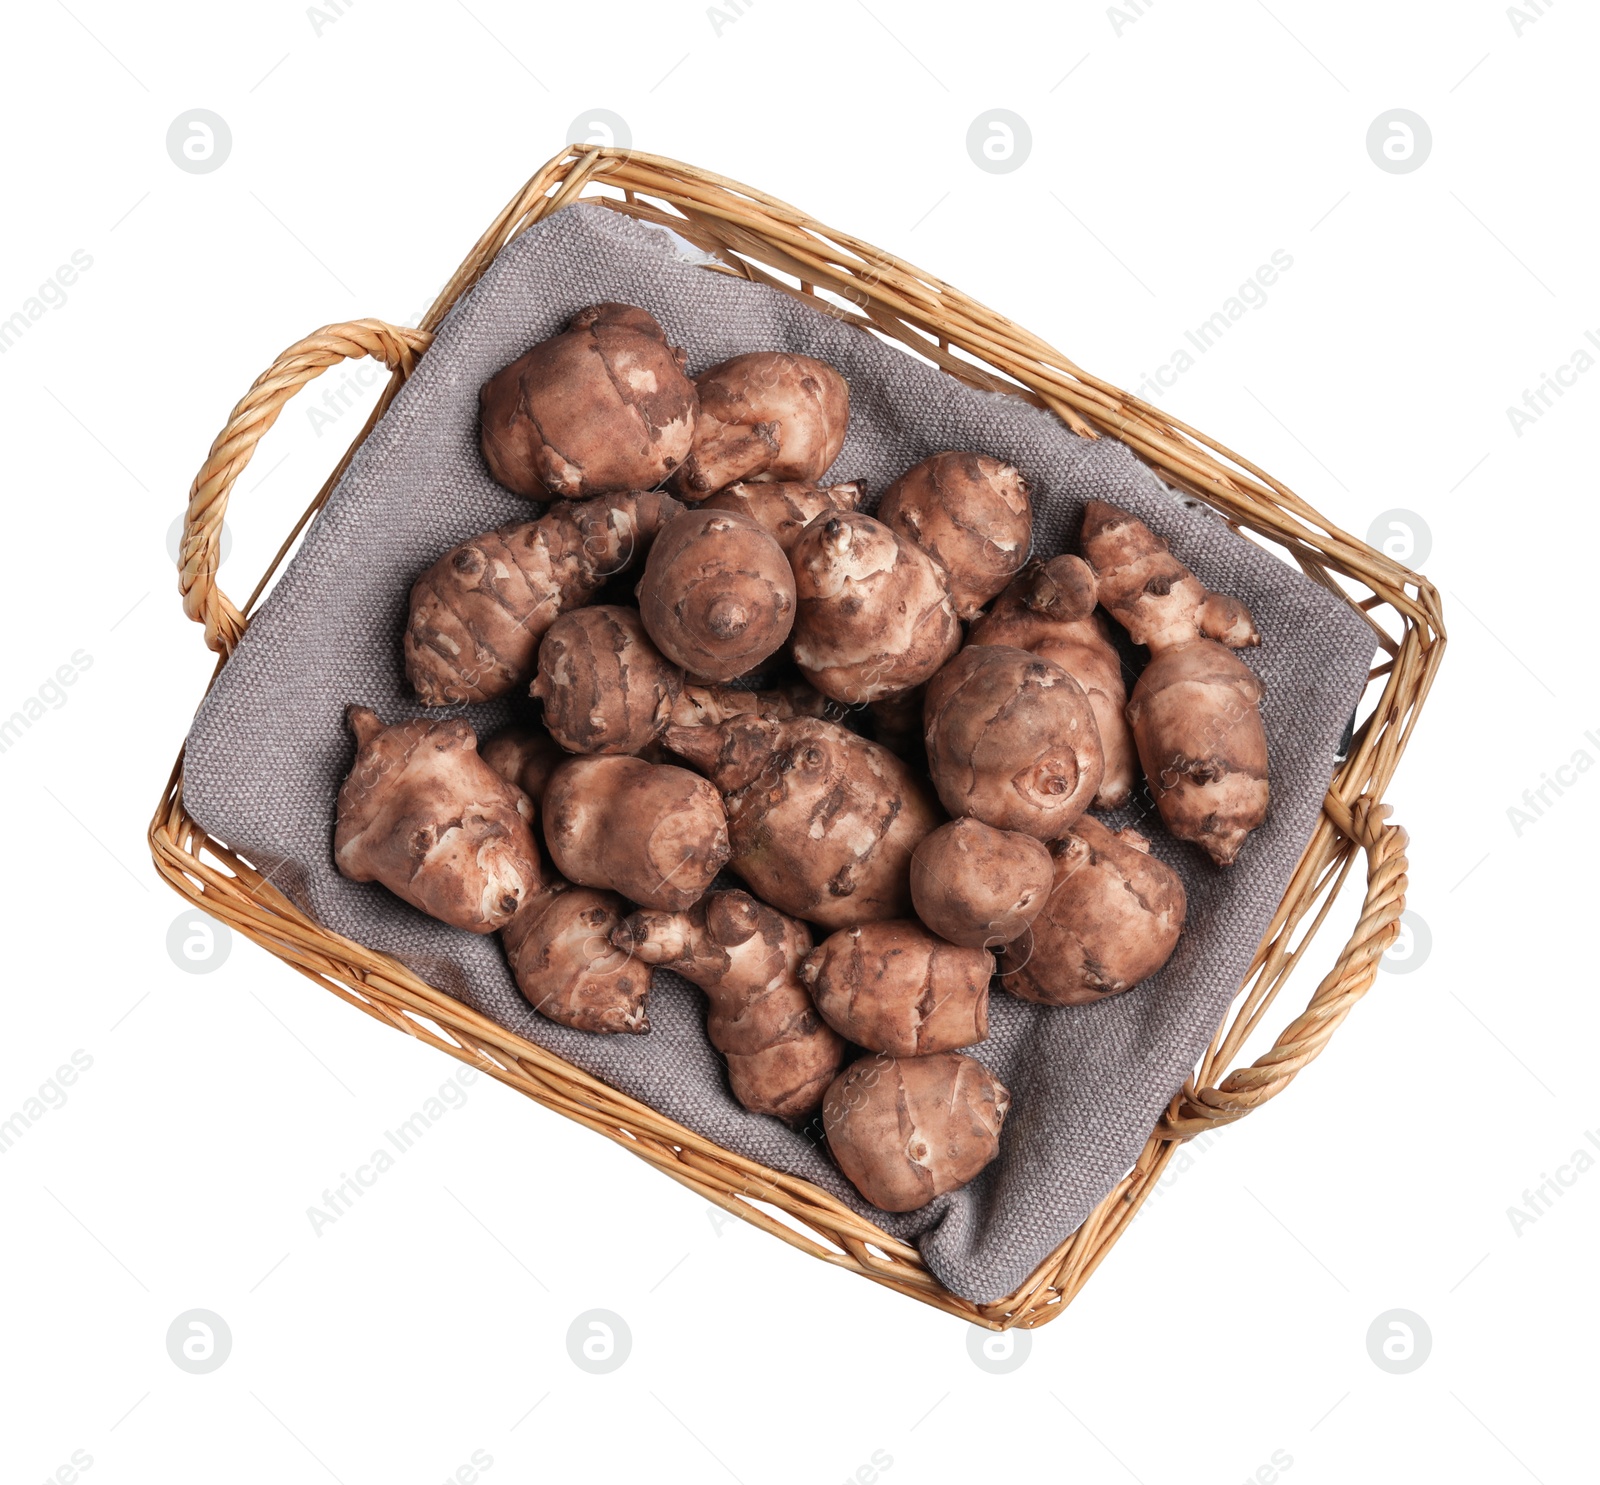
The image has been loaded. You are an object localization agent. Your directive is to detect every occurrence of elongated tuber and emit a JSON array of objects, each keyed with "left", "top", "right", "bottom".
[
  {"left": 405, "top": 489, "right": 682, "bottom": 706},
  {"left": 922, "top": 644, "right": 1104, "bottom": 839},
  {"left": 668, "top": 679, "right": 838, "bottom": 731},
  {"left": 823, "top": 1052, "right": 1009, "bottom": 1212},
  {"left": 1080, "top": 500, "right": 1268, "bottom": 865},
  {"left": 969, "top": 555, "right": 1138, "bottom": 811},
  {"left": 614, "top": 891, "right": 846, "bottom": 1120},
  {"left": 503, "top": 871, "right": 650, "bottom": 1034},
  {"left": 877, "top": 452, "right": 1032, "bottom": 619},
  {"left": 789, "top": 512, "right": 961, "bottom": 703},
  {"left": 699, "top": 479, "right": 865, "bottom": 552},
  {"left": 800, "top": 920, "right": 991, "bottom": 1056},
  {"left": 664, "top": 716, "right": 943, "bottom": 930},
  {"left": 335, "top": 706, "right": 541, "bottom": 933},
  {"left": 542, "top": 755, "right": 728, "bottom": 912},
  {"left": 673, "top": 352, "right": 849, "bottom": 496},
  {"left": 529, "top": 605, "right": 682, "bottom": 755},
  {"left": 637, "top": 507, "right": 796, "bottom": 681},
  {"left": 479, "top": 303, "right": 697, "bottom": 500},
  {"left": 909, "top": 818, "right": 1054, "bottom": 949},
  {"left": 997, "top": 816, "right": 1186, "bottom": 1005},
  {"left": 480, "top": 724, "right": 565, "bottom": 806}
]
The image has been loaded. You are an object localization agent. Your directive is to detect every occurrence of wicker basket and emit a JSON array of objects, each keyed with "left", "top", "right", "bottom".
[{"left": 150, "top": 145, "right": 1443, "bottom": 1330}]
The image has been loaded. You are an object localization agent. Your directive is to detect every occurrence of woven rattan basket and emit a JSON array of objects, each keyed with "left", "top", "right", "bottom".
[{"left": 150, "top": 145, "right": 1443, "bottom": 1330}]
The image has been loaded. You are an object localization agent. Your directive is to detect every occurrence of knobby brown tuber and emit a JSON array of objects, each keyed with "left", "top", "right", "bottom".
[
  {"left": 1080, "top": 500, "right": 1268, "bottom": 866},
  {"left": 969, "top": 555, "right": 1138, "bottom": 811},
  {"left": 479, "top": 303, "right": 697, "bottom": 500},
  {"left": 672, "top": 352, "right": 849, "bottom": 496},
  {"left": 823, "top": 1052, "right": 1009, "bottom": 1212},
  {"left": 542, "top": 755, "right": 729, "bottom": 912},
  {"left": 699, "top": 479, "right": 865, "bottom": 552},
  {"left": 668, "top": 679, "right": 838, "bottom": 731},
  {"left": 997, "top": 816, "right": 1186, "bottom": 1006},
  {"left": 501, "top": 864, "right": 649, "bottom": 1034},
  {"left": 529, "top": 605, "right": 682, "bottom": 755},
  {"left": 335, "top": 706, "right": 541, "bottom": 934},
  {"left": 637, "top": 507, "right": 796, "bottom": 682},
  {"left": 922, "top": 644, "right": 1104, "bottom": 839},
  {"left": 405, "top": 490, "right": 682, "bottom": 706},
  {"left": 664, "top": 715, "right": 943, "bottom": 930},
  {"left": 800, "top": 920, "right": 991, "bottom": 1056},
  {"left": 614, "top": 890, "right": 846, "bottom": 1120},
  {"left": 877, "top": 452, "right": 1033, "bottom": 619},
  {"left": 909, "top": 818, "right": 1054, "bottom": 949},
  {"left": 480, "top": 724, "right": 565, "bottom": 806},
  {"left": 789, "top": 511, "right": 961, "bottom": 703}
]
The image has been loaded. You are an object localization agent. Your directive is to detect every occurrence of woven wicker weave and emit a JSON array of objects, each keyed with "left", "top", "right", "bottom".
[{"left": 150, "top": 146, "right": 1443, "bottom": 1330}]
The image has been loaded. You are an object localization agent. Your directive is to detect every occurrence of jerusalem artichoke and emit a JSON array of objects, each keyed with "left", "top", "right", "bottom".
[
  {"left": 909, "top": 818, "right": 1054, "bottom": 950},
  {"left": 503, "top": 877, "right": 650, "bottom": 1034},
  {"left": 800, "top": 920, "right": 991, "bottom": 1056},
  {"left": 672, "top": 352, "right": 849, "bottom": 496},
  {"left": 969, "top": 555, "right": 1138, "bottom": 811},
  {"left": 614, "top": 891, "right": 846, "bottom": 1120},
  {"left": 789, "top": 512, "right": 961, "bottom": 703},
  {"left": 668, "top": 679, "right": 839, "bottom": 731},
  {"left": 404, "top": 489, "right": 682, "bottom": 706},
  {"left": 637, "top": 507, "right": 796, "bottom": 682},
  {"left": 997, "top": 816, "right": 1186, "bottom": 1006},
  {"left": 334, "top": 706, "right": 541, "bottom": 934},
  {"left": 479, "top": 302, "right": 697, "bottom": 500},
  {"left": 664, "top": 715, "right": 943, "bottom": 930},
  {"left": 480, "top": 724, "right": 565, "bottom": 806},
  {"left": 823, "top": 1052, "right": 1009, "bottom": 1212},
  {"left": 699, "top": 479, "right": 865, "bottom": 552},
  {"left": 922, "top": 644, "right": 1104, "bottom": 839},
  {"left": 542, "top": 755, "right": 729, "bottom": 912},
  {"left": 1080, "top": 500, "right": 1268, "bottom": 866},
  {"left": 529, "top": 605, "right": 682, "bottom": 755},
  {"left": 877, "top": 452, "right": 1032, "bottom": 619}
]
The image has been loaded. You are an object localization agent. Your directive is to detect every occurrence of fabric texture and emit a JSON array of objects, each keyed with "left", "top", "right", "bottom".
[{"left": 183, "top": 202, "right": 1375, "bottom": 1304}]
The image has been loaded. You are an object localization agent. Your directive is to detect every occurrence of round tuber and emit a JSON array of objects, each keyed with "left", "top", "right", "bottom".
[
  {"left": 699, "top": 479, "right": 865, "bottom": 552},
  {"left": 800, "top": 920, "right": 992, "bottom": 1056},
  {"left": 480, "top": 724, "right": 566, "bottom": 807},
  {"left": 672, "top": 352, "right": 849, "bottom": 496},
  {"left": 668, "top": 679, "right": 839, "bottom": 731},
  {"left": 615, "top": 891, "right": 846, "bottom": 1121},
  {"left": 404, "top": 489, "right": 682, "bottom": 706},
  {"left": 529, "top": 605, "right": 682, "bottom": 755},
  {"left": 909, "top": 818, "right": 1054, "bottom": 950},
  {"left": 664, "top": 715, "right": 943, "bottom": 930},
  {"left": 637, "top": 507, "right": 796, "bottom": 682},
  {"left": 479, "top": 302, "right": 697, "bottom": 500},
  {"left": 969, "top": 555, "right": 1138, "bottom": 811},
  {"left": 922, "top": 644, "right": 1104, "bottom": 839},
  {"left": 877, "top": 452, "right": 1032, "bottom": 619},
  {"left": 334, "top": 706, "right": 541, "bottom": 934},
  {"left": 542, "top": 755, "right": 729, "bottom": 913},
  {"left": 502, "top": 877, "right": 650, "bottom": 1035},
  {"left": 789, "top": 511, "right": 961, "bottom": 704},
  {"left": 997, "top": 816, "right": 1187, "bottom": 1006},
  {"left": 823, "top": 1052, "right": 1009, "bottom": 1212}
]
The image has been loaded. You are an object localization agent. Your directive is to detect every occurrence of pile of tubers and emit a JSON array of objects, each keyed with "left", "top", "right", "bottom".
[{"left": 335, "top": 302, "right": 1271, "bottom": 1216}]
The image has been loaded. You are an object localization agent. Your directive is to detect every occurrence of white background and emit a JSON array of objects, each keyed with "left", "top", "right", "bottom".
[{"left": 2, "top": 2, "right": 1596, "bottom": 1481}]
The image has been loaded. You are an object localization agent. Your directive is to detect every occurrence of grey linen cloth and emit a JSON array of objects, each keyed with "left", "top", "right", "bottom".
[{"left": 184, "top": 202, "right": 1375, "bottom": 1304}]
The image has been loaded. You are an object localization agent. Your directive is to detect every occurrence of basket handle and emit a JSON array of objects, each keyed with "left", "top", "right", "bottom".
[
  {"left": 1159, "top": 795, "right": 1408, "bottom": 1136},
  {"left": 180, "top": 319, "right": 433, "bottom": 657}
]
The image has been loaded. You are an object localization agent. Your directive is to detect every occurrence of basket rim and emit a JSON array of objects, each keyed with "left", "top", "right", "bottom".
[{"left": 154, "top": 144, "right": 1440, "bottom": 1329}]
